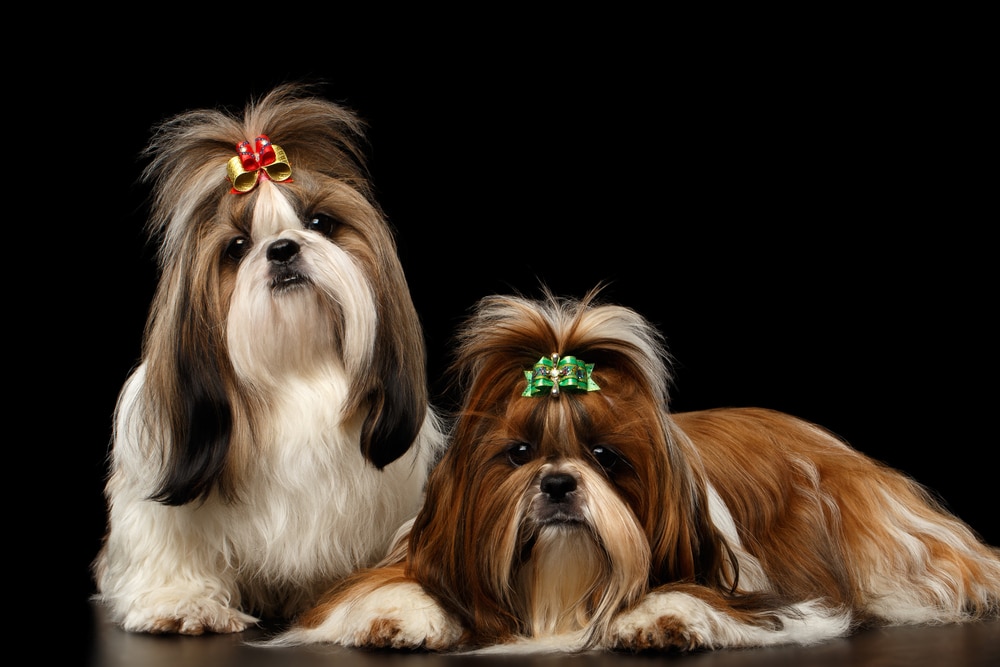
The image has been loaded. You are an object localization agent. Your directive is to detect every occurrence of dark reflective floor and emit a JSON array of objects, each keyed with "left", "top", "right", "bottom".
[{"left": 85, "top": 601, "right": 999, "bottom": 667}]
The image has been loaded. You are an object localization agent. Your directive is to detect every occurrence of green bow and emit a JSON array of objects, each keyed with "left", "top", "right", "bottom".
[{"left": 522, "top": 353, "right": 601, "bottom": 397}]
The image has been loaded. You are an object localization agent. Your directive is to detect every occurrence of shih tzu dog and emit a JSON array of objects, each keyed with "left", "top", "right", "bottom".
[
  {"left": 92, "top": 84, "right": 445, "bottom": 635},
  {"left": 271, "top": 287, "right": 1000, "bottom": 653}
]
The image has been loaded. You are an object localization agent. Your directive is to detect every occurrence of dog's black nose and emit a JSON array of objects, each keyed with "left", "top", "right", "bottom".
[
  {"left": 540, "top": 473, "right": 577, "bottom": 501},
  {"left": 267, "top": 239, "right": 300, "bottom": 263}
]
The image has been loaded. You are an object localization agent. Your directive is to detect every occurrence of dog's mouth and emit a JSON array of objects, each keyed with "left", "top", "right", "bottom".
[
  {"left": 531, "top": 496, "right": 588, "bottom": 527},
  {"left": 536, "top": 509, "right": 587, "bottom": 526},
  {"left": 270, "top": 268, "right": 311, "bottom": 292}
]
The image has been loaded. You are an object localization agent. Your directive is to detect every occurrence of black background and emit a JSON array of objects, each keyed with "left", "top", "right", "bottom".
[{"left": 60, "top": 29, "right": 994, "bottom": 632}]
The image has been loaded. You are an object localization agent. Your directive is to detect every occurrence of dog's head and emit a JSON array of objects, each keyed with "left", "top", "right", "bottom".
[
  {"left": 406, "top": 287, "right": 733, "bottom": 643},
  {"left": 132, "top": 84, "right": 430, "bottom": 504}
]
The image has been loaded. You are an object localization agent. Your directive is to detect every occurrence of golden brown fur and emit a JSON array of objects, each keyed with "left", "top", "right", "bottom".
[{"left": 273, "top": 286, "right": 1000, "bottom": 652}]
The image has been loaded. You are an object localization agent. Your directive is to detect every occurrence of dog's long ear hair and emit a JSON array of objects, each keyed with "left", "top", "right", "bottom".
[
  {"left": 128, "top": 83, "right": 429, "bottom": 506},
  {"left": 407, "top": 285, "right": 734, "bottom": 641}
]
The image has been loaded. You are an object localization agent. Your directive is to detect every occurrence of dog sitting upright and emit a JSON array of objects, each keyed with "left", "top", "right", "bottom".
[
  {"left": 272, "top": 287, "right": 1000, "bottom": 653},
  {"left": 92, "top": 84, "right": 445, "bottom": 635}
]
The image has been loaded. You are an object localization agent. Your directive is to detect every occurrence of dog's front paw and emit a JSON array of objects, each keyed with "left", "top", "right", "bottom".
[
  {"left": 119, "top": 596, "right": 259, "bottom": 635},
  {"left": 609, "top": 592, "right": 707, "bottom": 652},
  {"left": 608, "top": 590, "right": 851, "bottom": 652},
  {"left": 277, "top": 581, "right": 462, "bottom": 651}
]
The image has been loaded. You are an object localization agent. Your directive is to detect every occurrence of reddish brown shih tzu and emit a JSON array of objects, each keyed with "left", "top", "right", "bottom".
[
  {"left": 272, "top": 287, "right": 1000, "bottom": 653},
  {"left": 92, "top": 84, "right": 445, "bottom": 635}
]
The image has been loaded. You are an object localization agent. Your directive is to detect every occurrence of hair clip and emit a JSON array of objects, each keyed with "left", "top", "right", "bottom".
[
  {"left": 226, "top": 135, "right": 293, "bottom": 194},
  {"left": 522, "top": 353, "right": 600, "bottom": 397}
]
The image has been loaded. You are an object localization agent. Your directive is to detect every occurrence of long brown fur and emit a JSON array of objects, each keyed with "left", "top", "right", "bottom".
[
  {"left": 274, "top": 286, "right": 1000, "bottom": 652},
  {"left": 93, "top": 84, "right": 445, "bottom": 635}
]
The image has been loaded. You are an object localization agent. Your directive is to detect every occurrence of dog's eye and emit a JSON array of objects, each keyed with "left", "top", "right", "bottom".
[
  {"left": 591, "top": 446, "right": 620, "bottom": 472},
  {"left": 225, "top": 236, "right": 252, "bottom": 262},
  {"left": 305, "top": 213, "right": 339, "bottom": 238},
  {"left": 506, "top": 442, "right": 533, "bottom": 467}
]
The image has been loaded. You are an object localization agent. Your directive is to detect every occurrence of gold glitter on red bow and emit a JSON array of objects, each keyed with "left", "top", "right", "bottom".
[{"left": 226, "top": 135, "right": 293, "bottom": 194}]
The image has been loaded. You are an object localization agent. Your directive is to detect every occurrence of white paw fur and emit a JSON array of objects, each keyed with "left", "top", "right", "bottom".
[
  {"left": 609, "top": 591, "right": 852, "bottom": 651},
  {"left": 272, "top": 582, "right": 462, "bottom": 650}
]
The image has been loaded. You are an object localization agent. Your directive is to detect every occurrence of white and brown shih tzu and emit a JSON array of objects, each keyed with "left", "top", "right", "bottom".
[
  {"left": 271, "top": 287, "right": 1000, "bottom": 653},
  {"left": 92, "top": 84, "right": 446, "bottom": 635}
]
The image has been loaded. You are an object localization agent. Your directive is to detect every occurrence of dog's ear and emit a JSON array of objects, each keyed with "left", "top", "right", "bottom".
[
  {"left": 354, "top": 283, "right": 432, "bottom": 470},
  {"left": 406, "top": 451, "right": 519, "bottom": 640},
  {"left": 150, "top": 355, "right": 234, "bottom": 506},
  {"left": 646, "top": 419, "right": 738, "bottom": 591},
  {"left": 358, "top": 359, "right": 426, "bottom": 470},
  {"left": 141, "top": 263, "right": 238, "bottom": 506}
]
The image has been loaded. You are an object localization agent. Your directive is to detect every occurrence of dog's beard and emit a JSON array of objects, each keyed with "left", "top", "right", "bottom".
[
  {"left": 226, "top": 228, "right": 376, "bottom": 386},
  {"left": 516, "top": 526, "right": 605, "bottom": 636},
  {"left": 511, "top": 462, "right": 651, "bottom": 640}
]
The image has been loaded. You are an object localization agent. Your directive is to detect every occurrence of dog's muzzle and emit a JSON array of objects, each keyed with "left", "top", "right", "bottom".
[
  {"left": 533, "top": 471, "right": 586, "bottom": 525},
  {"left": 267, "top": 238, "right": 310, "bottom": 290}
]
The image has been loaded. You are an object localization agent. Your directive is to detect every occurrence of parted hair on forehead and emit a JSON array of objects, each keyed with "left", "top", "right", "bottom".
[{"left": 448, "top": 285, "right": 673, "bottom": 413}]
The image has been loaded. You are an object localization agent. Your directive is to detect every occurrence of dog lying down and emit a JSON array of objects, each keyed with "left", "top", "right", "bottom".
[{"left": 267, "top": 287, "right": 1000, "bottom": 653}]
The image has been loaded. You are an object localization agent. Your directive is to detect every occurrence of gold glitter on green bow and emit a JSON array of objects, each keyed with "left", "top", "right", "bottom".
[{"left": 522, "top": 353, "right": 601, "bottom": 397}]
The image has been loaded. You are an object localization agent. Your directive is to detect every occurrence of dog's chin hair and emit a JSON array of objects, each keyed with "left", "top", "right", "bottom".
[
  {"left": 516, "top": 527, "right": 604, "bottom": 637},
  {"left": 226, "top": 290, "right": 344, "bottom": 384}
]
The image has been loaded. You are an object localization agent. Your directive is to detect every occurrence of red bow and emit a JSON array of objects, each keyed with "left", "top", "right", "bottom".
[
  {"left": 226, "top": 135, "right": 293, "bottom": 194},
  {"left": 236, "top": 136, "right": 277, "bottom": 171}
]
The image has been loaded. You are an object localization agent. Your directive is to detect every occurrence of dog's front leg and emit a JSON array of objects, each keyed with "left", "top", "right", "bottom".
[
  {"left": 277, "top": 570, "right": 464, "bottom": 651},
  {"left": 95, "top": 497, "right": 256, "bottom": 635},
  {"left": 607, "top": 584, "right": 852, "bottom": 652}
]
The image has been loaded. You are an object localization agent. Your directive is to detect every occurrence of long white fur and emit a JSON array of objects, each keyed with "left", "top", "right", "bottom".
[
  {"left": 98, "top": 214, "right": 440, "bottom": 632},
  {"left": 270, "top": 581, "right": 463, "bottom": 650},
  {"left": 608, "top": 593, "right": 852, "bottom": 650},
  {"left": 93, "top": 85, "right": 446, "bottom": 635}
]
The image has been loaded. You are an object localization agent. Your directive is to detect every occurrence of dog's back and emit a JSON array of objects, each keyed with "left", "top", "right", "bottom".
[{"left": 674, "top": 406, "right": 1000, "bottom": 625}]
